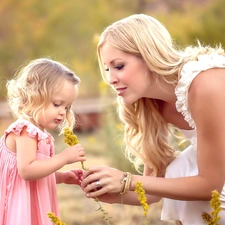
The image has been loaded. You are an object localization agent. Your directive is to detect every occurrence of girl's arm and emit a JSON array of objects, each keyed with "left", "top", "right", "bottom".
[
  {"left": 82, "top": 68, "right": 225, "bottom": 201},
  {"left": 55, "top": 169, "right": 84, "bottom": 185},
  {"left": 15, "top": 128, "right": 85, "bottom": 180}
]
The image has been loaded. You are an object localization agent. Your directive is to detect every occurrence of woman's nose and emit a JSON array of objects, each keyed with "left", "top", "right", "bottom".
[{"left": 108, "top": 72, "right": 118, "bottom": 85}]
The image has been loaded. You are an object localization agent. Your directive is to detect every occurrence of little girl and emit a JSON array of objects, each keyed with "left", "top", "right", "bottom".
[{"left": 0, "top": 58, "right": 86, "bottom": 225}]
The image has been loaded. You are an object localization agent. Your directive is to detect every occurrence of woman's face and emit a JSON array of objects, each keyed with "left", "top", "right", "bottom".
[{"left": 100, "top": 43, "right": 158, "bottom": 105}]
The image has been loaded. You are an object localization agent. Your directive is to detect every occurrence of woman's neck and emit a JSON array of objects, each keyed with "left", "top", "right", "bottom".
[{"left": 157, "top": 100, "right": 192, "bottom": 130}]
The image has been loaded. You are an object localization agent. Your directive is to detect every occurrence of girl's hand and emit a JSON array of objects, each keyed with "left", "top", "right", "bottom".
[
  {"left": 61, "top": 144, "right": 86, "bottom": 164},
  {"left": 81, "top": 166, "right": 124, "bottom": 198},
  {"left": 58, "top": 169, "right": 84, "bottom": 185}
]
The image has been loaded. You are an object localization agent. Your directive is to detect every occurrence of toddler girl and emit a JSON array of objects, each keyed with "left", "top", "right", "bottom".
[{"left": 0, "top": 58, "right": 86, "bottom": 225}]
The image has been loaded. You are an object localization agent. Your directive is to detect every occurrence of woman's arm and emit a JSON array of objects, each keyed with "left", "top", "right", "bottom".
[
  {"left": 119, "top": 164, "right": 162, "bottom": 205},
  {"left": 96, "top": 191, "right": 161, "bottom": 206},
  {"left": 82, "top": 164, "right": 162, "bottom": 205}
]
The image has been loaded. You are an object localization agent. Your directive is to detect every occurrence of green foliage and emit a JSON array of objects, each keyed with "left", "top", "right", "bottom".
[
  {"left": 195, "top": 0, "right": 225, "bottom": 46},
  {"left": 156, "top": 0, "right": 225, "bottom": 47},
  {"left": 0, "top": 0, "right": 134, "bottom": 98},
  {"left": 1, "top": 0, "right": 225, "bottom": 99}
]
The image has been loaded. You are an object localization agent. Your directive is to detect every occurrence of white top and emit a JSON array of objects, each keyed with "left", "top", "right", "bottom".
[{"left": 161, "top": 53, "right": 225, "bottom": 225}]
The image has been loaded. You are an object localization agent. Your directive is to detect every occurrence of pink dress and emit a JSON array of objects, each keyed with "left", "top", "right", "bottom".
[{"left": 0, "top": 119, "right": 60, "bottom": 225}]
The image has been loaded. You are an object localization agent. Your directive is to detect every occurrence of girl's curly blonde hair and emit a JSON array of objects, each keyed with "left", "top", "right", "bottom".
[{"left": 7, "top": 58, "right": 80, "bottom": 131}]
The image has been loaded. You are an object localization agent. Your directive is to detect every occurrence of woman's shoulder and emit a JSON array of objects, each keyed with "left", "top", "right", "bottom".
[
  {"left": 189, "top": 67, "right": 225, "bottom": 94},
  {"left": 181, "top": 53, "right": 225, "bottom": 81},
  {"left": 181, "top": 53, "right": 225, "bottom": 98},
  {"left": 175, "top": 53, "right": 225, "bottom": 128},
  {"left": 188, "top": 68, "right": 225, "bottom": 115}
]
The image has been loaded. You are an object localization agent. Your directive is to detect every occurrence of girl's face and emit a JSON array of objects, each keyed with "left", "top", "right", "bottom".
[
  {"left": 100, "top": 43, "right": 158, "bottom": 105},
  {"left": 38, "top": 81, "right": 78, "bottom": 130}
]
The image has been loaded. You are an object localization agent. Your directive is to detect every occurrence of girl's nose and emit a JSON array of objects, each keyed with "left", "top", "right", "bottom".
[{"left": 59, "top": 108, "right": 66, "bottom": 115}]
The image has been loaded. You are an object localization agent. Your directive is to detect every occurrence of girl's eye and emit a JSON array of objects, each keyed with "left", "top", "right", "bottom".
[
  {"left": 115, "top": 65, "right": 124, "bottom": 70},
  {"left": 54, "top": 103, "right": 60, "bottom": 107},
  {"left": 65, "top": 106, "right": 71, "bottom": 110}
]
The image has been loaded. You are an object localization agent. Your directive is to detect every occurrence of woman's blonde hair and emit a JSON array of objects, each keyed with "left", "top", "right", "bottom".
[
  {"left": 97, "top": 14, "right": 225, "bottom": 175},
  {"left": 7, "top": 58, "right": 80, "bottom": 131}
]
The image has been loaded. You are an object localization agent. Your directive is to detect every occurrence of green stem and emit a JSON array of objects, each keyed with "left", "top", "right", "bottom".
[
  {"left": 81, "top": 161, "right": 86, "bottom": 170},
  {"left": 95, "top": 197, "right": 111, "bottom": 225}
]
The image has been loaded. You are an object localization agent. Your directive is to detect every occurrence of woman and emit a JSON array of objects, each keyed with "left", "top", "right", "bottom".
[{"left": 82, "top": 14, "right": 225, "bottom": 225}]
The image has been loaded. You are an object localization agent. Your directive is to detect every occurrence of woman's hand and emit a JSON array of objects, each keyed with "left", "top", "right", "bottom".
[{"left": 81, "top": 166, "right": 125, "bottom": 198}]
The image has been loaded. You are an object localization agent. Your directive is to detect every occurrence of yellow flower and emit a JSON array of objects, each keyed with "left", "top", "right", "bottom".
[
  {"left": 63, "top": 127, "right": 79, "bottom": 146},
  {"left": 202, "top": 190, "right": 222, "bottom": 225},
  {"left": 135, "top": 181, "right": 150, "bottom": 224},
  {"left": 63, "top": 127, "right": 86, "bottom": 170},
  {"left": 202, "top": 212, "right": 213, "bottom": 224},
  {"left": 47, "top": 212, "right": 66, "bottom": 225}
]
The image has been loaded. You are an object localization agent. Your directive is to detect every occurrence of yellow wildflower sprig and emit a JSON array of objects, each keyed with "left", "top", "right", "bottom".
[
  {"left": 63, "top": 127, "right": 86, "bottom": 170},
  {"left": 210, "top": 190, "right": 222, "bottom": 224},
  {"left": 63, "top": 127, "right": 111, "bottom": 225},
  {"left": 134, "top": 181, "right": 150, "bottom": 225},
  {"left": 47, "top": 212, "right": 66, "bottom": 225},
  {"left": 202, "top": 190, "right": 222, "bottom": 225}
]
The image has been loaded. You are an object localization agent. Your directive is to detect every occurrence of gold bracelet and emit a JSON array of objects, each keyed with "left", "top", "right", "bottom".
[{"left": 120, "top": 172, "right": 132, "bottom": 195}]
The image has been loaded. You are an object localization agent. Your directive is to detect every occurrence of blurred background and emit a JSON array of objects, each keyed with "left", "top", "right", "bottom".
[{"left": 0, "top": 0, "right": 224, "bottom": 224}]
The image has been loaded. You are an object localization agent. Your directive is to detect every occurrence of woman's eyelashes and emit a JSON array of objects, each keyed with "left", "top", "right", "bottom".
[
  {"left": 115, "top": 65, "right": 124, "bottom": 70},
  {"left": 105, "top": 64, "right": 124, "bottom": 72}
]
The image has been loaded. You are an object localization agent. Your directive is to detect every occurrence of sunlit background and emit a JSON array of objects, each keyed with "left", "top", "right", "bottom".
[{"left": 0, "top": 0, "right": 224, "bottom": 224}]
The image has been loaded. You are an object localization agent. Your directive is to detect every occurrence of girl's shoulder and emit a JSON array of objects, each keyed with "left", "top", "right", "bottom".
[{"left": 5, "top": 119, "right": 53, "bottom": 142}]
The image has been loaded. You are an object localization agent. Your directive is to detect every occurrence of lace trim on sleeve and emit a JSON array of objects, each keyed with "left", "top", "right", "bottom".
[
  {"left": 6, "top": 119, "right": 49, "bottom": 141},
  {"left": 175, "top": 54, "right": 225, "bottom": 129}
]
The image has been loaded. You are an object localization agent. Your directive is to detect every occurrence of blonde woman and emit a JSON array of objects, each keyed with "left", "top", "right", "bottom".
[
  {"left": 82, "top": 14, "right": 225, "bottom": 225},
  {"left": 0, "top": 58, "right": 86, "bottom": 225}
]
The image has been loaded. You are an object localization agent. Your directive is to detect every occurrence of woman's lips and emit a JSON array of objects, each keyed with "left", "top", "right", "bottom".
[{"left": 116, "top": 87, "right": 127, "bottom": 96}]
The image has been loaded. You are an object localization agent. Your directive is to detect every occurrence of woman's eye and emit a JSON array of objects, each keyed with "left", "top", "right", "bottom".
[
  {"left": 104, "top": 65, "right": 109, "bottom": 71},
  {"left": 115, "top": 65, "right": 124, "bottom": 70}
]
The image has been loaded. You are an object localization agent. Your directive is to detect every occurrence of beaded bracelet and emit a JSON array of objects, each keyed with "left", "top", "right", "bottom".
[{"left": 120, "top": 172, "right": 132, "bottom": 195}]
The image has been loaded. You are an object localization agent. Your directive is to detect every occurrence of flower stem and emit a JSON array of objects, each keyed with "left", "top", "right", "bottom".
[{"left": 63, "top": 127, "right": 111, "bottom": 224}]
